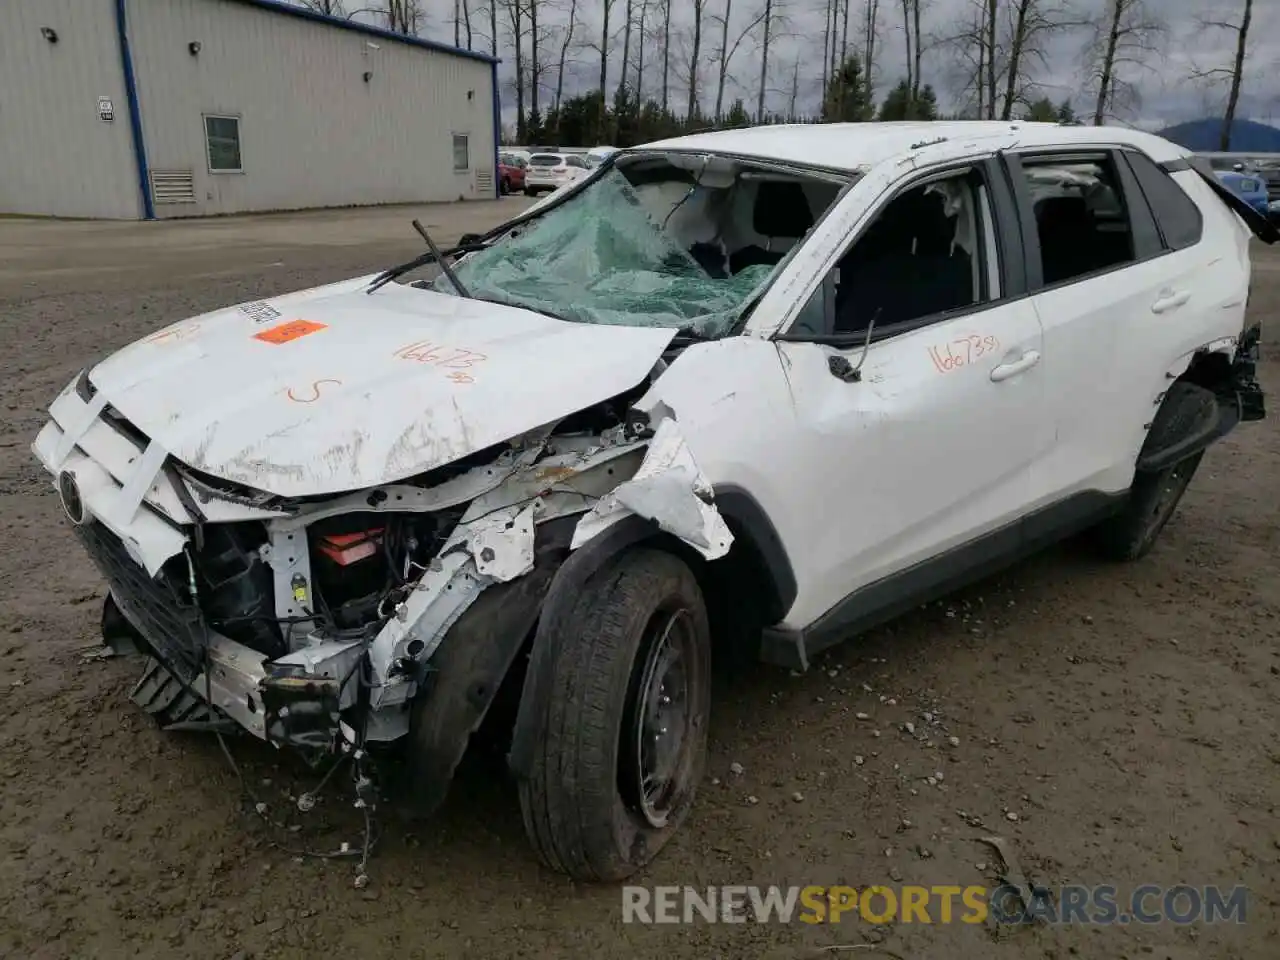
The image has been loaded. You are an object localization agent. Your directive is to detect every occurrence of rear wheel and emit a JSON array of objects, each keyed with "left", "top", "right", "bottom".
[
  {"left": 1093, "top": 451, "right": 1204, "bottom": 561},
  {"left": 500, "top": 176, "right": 511, "bottom": 195},
  {"left": 517, "top": 549, "right": 710, "bottom": 882}
]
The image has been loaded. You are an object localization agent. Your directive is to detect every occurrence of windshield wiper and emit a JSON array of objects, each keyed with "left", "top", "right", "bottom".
[
  {"left": 412, "top": 219, "right": 470, "bottom": 298},
  {"left": 366, "top": 220, "right": 487, "bottom": 294}
]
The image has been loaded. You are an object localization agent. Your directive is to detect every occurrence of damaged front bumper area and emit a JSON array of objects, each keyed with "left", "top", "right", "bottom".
[{"left": 34, "top": 373, "right": 732, "bottom": 780}]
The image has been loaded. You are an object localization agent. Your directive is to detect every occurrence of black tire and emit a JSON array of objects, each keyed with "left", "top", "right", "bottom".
[
  {"left": 524, "top": 187, "right": 537, "bottom": 197},
  {"left": 517, "top": 549, "right": 711, "bottom": 882},
  {"left": 1093, "top": 451, "right": 1204, "bottom": 561},
  {"left": 500, "top": 177, "right": 511, "bottom": 195}
]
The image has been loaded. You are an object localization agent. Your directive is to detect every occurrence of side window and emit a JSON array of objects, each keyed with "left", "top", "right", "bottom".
[
  {"left": 565, "top": 156, "right": 587, "bottom": 169},
  {"left": 1123, "top": 152, "right": 1203, "bottom": 250},
  {"left": 1019, "top": 155, "right": 1135, "bottom": 286},
  {"left": 793, "top": 169, "right": 994, "bottom": 337},
  {"left": 452, "top": 134, "right": 469, "bottom": 172}
]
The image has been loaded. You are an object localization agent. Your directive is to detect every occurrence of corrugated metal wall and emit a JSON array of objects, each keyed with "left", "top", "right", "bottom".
[
  {"left": 0, "top": 0, "right": 143, "bottom": 219},
  {"left": 127, "top": 0, "right": 497, "bottom": 218}
]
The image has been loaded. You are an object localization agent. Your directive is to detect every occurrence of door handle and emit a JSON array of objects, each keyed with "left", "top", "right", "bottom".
[
  {"left": 1151, "top": 290, "right": 1190, "bottom": 313},
  {"left": 990, "top": 350, "right": 1041, "bottom": 382}
]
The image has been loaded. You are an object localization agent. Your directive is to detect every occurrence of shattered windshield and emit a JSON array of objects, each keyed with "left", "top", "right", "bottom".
[{"left": 432, "top": 169, "right": 776, "bottom": 337}]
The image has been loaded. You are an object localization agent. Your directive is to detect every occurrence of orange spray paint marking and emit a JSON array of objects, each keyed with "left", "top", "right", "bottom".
[
  {"left": 394, "top": 340, "right": 488, "bottom": 370},
  {"left": 254, "top": 319, "right": 328, "bottom": 345},
  {"left": 286, "top": 379, "right": 343, "bottom": 403}
]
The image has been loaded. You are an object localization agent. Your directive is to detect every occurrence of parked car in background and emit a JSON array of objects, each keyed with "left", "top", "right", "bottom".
[
  {"left": 585, "top": 145, "right": 621, "bottom": 167},
  {"left": 498, "top": 154, "right": 526, "bottom": 195},
  {"left": 524, "top": 153, "right": 591, "bottom": 195},
  {"left": 1213, "top": 168, "right": 1272, "bottom": 216}
]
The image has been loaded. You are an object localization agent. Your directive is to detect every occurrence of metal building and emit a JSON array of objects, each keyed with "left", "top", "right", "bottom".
[{"left": 0, "top": 0, "right": 500, "bottom": 219}]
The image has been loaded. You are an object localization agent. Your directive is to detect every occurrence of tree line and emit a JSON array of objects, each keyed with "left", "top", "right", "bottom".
[{"left": 300, "top": 0, "right": 1260, "bottom": 151}]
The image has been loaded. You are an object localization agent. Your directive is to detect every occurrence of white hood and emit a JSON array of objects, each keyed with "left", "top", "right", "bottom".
[{"left": 88, "top": 278, "right": 675, "bottom": 497}]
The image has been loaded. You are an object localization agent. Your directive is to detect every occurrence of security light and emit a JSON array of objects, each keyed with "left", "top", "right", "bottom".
[{"left": 40, "top": 26, "right": 58, "bottom": 43}]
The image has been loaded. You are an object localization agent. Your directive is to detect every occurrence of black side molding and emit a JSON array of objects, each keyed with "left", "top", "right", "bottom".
[{"left": 760, "top": 491, "right": 1127, "bottom": 672}]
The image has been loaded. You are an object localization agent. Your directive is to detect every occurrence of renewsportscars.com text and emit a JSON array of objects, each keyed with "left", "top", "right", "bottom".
[{"left": 622, "top": 884, "right": 1249, "bottom": 926}]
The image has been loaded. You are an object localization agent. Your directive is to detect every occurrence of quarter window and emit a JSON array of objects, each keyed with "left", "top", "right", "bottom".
[
  {"left": 203, "top": 115, "right": 242, "bottom": 173},
  {"left": 1123, "top": 152, "right": 1203, "bottom": 251},
  {"left": 453, "top": 134, "right": 470, "bottom": 172},
  {"left": 1018, "top": 156, "right": 1135, "bottom": 286}
]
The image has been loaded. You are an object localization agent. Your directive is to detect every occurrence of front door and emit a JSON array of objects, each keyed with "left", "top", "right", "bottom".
[{"left": 765, "top": 160, "right": 1052, "bottom": 630}]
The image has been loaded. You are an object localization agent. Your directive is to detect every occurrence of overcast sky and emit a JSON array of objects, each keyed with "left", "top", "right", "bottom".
[{"left": 311, "top": 0, "right": 1279, "bottom": 129}]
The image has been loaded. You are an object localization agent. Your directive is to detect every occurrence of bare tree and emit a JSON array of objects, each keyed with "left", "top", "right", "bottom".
[
  {"left": 1084, "top": 0, "right": 1162, "bottom": 125},
  {"left": 756, "top": 0, "right": 782, "bottom": 120},
  {"left": 554, "top": 0, "right": 580, "bottom": 113},
  {"left": 861, "top": 0, "right": 881, "bottom": 113},
  {"left": 662, "top": 0, "right": 673, "bottom": 110},
  {"left": 499, "top": 0, "right": 526, "bottom": 138},
  {"left": 529, "top": 0, "right": 542, "bottom": 122},
  {"left": 1188, "top": 0, "right": 1255, "bottom": 150},
  {"left": 990, "top": 0, "right": 1081, "bottom": 120},
  {"left": 451, "top": 0, "right": 474, "bottom": 48},
  {"left": 900, "top": 0, "right": 913, "bottom": 97},
  {"left": 635, "top": 0, "right": 652, "bottom": 99},
  {"left": 298, "top": 0, "right": 346, "bottom": 14},
  {"left": 712, "top": 0, "right": 769, "bottom": 120},
  {"left": 380, "top": 0, "right": 425, "bottom": 33},
  {"left": 618, "top": 0, "right": 633, "bottom": 97},
  {"left": 686, "top": 0, "right": 710, "bottom": 118}
]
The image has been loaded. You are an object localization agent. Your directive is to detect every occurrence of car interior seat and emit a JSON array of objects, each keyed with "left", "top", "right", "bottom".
[
  {"left": 832, "top": 187, "right": 974, "bottom": 334},
  {"left": 728, "top": 180, "right": 816, "bottom": 274},
  {"left": 1034, "top": 196, "right": 1101, "bottom": 284}
]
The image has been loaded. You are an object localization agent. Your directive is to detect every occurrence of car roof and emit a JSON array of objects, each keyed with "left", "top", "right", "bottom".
[{"left": 634, "top": 121, "right": 1193, "bottom": 172}]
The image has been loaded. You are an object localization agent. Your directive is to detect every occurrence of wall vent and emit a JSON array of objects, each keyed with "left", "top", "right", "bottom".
[
  {"left": 150, "top": 170, "right": 197, "bottom": 204},
  {"left": 475, "top": 168, "right": 494, "bottom": 194}
]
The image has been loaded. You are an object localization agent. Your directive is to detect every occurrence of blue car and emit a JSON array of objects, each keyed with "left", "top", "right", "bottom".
[{"left": 1214, "top": 169, "right": 1271, "bottom": 217}]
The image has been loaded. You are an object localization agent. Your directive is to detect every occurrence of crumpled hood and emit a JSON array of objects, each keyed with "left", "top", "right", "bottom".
[{"left": 88, "top": 277, "right": 675, "bottom": 497}]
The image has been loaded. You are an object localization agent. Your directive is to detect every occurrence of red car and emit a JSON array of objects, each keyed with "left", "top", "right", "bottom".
[{"left": 498, "top": 155, "right": 527, "bottom": 195}]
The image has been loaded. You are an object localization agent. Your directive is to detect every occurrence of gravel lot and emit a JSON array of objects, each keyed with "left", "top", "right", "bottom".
[{"left": 1, "top": 200, "right": 1277, "bottom": 960}]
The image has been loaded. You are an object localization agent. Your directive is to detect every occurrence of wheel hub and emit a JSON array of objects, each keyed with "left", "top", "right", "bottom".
[{"left": 631, "top": 608, "right": 693, "bottom": 828}]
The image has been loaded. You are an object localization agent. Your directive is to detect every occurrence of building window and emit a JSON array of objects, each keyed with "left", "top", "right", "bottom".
[
  {"left": 453, "top": 134, "right": 469, "bottom": 172},
  {"left": 204, "top": 115, "right": 242, "bottom": 173}
]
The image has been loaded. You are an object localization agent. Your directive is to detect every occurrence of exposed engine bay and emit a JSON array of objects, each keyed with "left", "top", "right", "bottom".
[{"left": 65, "top": 370, "right": 730, "bottom": 768}]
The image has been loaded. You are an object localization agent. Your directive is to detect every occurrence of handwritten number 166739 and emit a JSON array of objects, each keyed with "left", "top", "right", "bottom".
[{"left": 928, "top": 335, "right": 999, "bottom": 373}]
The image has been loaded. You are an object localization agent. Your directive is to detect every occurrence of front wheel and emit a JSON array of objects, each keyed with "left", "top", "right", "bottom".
[
  {"left": 517, "top": 549, "right": 711, "bottom": 882},
  {"left": 500, "top": 177, "right": 511, "bottom": 195},
  {"left": 1093, "top": 451, "right": 1204, "bottom": 561}
]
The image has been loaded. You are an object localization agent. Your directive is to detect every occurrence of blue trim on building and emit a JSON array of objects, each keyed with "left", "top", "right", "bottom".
[
  {"left": 223, "top": 0, "right": 498, "bottom": 64},
  {"left": 114, "top": 0, "right": 155, "bottom": 220},
  {"left": 491, "top": 60, "right": 502, "bottom": 199}
]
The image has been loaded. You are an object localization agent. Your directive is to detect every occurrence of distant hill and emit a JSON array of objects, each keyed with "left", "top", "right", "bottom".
[{"left": 1157, "top": 117, "right": 1280, "bottom": 152}]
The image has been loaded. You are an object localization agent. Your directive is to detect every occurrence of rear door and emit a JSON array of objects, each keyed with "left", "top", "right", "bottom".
[{"left": 1005, "top": 148, "right": 1239, "bottom": 510}]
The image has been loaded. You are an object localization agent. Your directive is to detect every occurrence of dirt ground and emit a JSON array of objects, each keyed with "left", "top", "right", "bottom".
[{"left": 0, "top": 200, "right": 1277, "bottom": 960}]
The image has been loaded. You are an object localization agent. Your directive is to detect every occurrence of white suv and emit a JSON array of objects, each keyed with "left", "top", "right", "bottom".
[{"left": 33, "top": 122, "right": 1273, "bottom": 882}]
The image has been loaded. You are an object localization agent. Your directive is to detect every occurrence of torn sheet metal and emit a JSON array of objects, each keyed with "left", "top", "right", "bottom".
[
  {"left": 366, "top": 502, "right": 539, "bottom": 705},
  {"left": 571, "top": 418, "right": 734, "bottom": 559}
]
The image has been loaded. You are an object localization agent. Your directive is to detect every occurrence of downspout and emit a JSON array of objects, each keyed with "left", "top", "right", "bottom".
[
  {"left": 490, "top": 58, "right": 502, "bottom": 199},
  {"left": 114, "top": 0, "right": 155, "bottom": 220}
]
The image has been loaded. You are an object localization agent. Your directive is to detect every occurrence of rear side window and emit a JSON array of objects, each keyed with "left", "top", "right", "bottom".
[{"left": 1124, "top": 152, "right": 1203, "bottom": 251}]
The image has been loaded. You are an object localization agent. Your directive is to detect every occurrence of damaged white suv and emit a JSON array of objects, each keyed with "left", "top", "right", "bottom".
[{"left": 34, "top": 122, "right": 1272, "bottom": 882}]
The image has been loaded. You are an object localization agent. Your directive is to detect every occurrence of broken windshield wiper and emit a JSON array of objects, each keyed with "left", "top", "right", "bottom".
[
  {"left": 412, "top": 219, "right": 470, "bottom": 299},
  {"left": 365, "top": 221, "right": 487, "bottom": 295}
]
